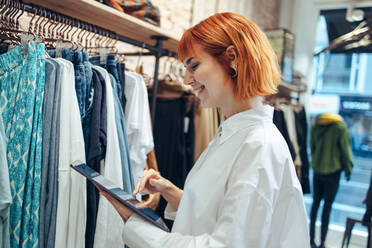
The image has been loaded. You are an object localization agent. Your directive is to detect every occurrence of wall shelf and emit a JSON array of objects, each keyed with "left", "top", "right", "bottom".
[
  {"left": 279, "top": 81, "right": 307, "bottom": 93},
  {"left": 23, "top": 0, "right": 181, "bottom": 53},
  {"left": 277, "top": 81, "right": 307, "bottom": 100}
]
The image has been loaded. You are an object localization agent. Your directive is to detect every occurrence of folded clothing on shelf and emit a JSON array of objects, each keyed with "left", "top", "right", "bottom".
[{"left": 99, "top": 0, "right": 161, "bottom": 26}]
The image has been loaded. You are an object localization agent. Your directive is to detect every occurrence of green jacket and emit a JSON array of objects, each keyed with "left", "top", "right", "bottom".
[{"left": 310, "top": 113, "right": 353, "bottom": 177}]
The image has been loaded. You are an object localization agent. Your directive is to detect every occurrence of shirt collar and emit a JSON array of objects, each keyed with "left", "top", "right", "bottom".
[{"left": 217, "top": 105, "right": 274, "bottom": 144}]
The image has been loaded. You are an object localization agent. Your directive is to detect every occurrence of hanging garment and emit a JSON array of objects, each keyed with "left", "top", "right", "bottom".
[
  {"left": 293, "top": 106, "right": 310, "bottom": 194},
  {"left": 193, "top": 104, "right": 219, "bottom": 162},
  {"left": 151, "top": 96, "right": 195, "bottom": 229},
  {"left": 124, "top": 71, "right": 154, "bottom": 185},
  {"left": 0, "top": 44, "right": 8, "bottom": 55},
  {"left": 92, "top": 66, "right": 125, "bottom": 248},
  {"left": 143, "top": 149, "right": 160, "bottom": 210},
  {"left": 122, "top": 105, "right": 310, "bottom": 248},
  {"left": 279, "top": 104, "right": 302, "bottom": 167},
  {"left": 39, "top": 58, "right": 62, "bottom": 248},
  {"left": 109, "top": 73, "right": 134, "bottom": 193},
  {"left": 90, "top": 55, "right": 123, "bottom": 105},
  {"left": 273, "top": 109, "right": 296, "bottom": 161},
  {"left": 81, "top": 60, "right": 95, "bottom": 154},
  {"left": 85, "top": 68, "right": 107, "bottom": 248},
  {"left": 54, "top": 58, "right": 87, "bottom": 248},
  {"left": 73, "top": 51, "right": 87, "bottom": 117},
  {"left": 0, "top": 41, "right": 45, "bottom": 248},
  {"left": 83, "top": 51, "right": 94, "bottom": 118},
  {"left": 141, "top": 106, "right": 160, "bottom": 211},
  {"left": 0, "top": 114, "right": 11, "bottom": 248},
  {"left": 117, "top": 62, "right": 126, "bottom": 110},
  {"left": 47, "top": 48, "right": 71, "bottom": 61}
]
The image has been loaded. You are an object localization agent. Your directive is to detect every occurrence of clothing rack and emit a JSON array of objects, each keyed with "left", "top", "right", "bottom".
[
  {"left": 1, "top": 0, "right": 179, "bottom": 125},
  {"left": 276, "top": 81, "right": 307, "bottom": 102}
]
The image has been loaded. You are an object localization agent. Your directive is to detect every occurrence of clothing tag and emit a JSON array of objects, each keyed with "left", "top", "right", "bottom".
[
  {"left": 99, "top": 48, "right": 109, "bottom": 65},
  {"left": 56, "top": 40, "right": 63, "bottom": 58},
  {"left": 7, "top": 44, "right": 16, "bottom": 52},
  {"left": 19, "top": 33, "right": 33, "bottom": 54},
  {"left": 34, "top": 35, "right": 43, "bottom": 44},
  {"left": 184, "top": 117, "right": 190, "bottom": 133}
]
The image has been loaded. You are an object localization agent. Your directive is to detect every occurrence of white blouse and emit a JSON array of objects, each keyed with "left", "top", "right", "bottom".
[
  {"left": 122, "top": 105, "right": 310, "bottom": 248},
  {"left": 124, "top": 72, "right": 154, "bottom": 185},
  {"left": 92, "top": 66, "right": 125, "bottom": 248},
  {"left": 54, "top": 59, "right": 86, "bottom": 248}
]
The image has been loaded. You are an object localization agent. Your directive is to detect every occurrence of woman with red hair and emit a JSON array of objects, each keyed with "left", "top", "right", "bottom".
[{"left": 100, "top": 12, "right": 310, "bottom": 247}]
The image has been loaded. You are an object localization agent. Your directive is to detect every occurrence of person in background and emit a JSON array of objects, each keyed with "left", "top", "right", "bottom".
[
  {"left": 97, "top": 12, "right": 310, "bottom": 247},
  {"left": 309, "top": 113, "right": 353, "bottom": 248}
]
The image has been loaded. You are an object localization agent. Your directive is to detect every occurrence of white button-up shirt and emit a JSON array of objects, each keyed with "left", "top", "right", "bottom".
[
  {"left": 122, "top": 105, "right": 310, "bottom": 248},
  {"left": 92, "top": 66, "right": 125, "bottom": 248},
  {"left": 54, "top": 59, "right": 86, "bottom": 248}
]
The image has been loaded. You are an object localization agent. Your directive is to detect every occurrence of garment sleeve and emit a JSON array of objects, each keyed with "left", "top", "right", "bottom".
[
  {"left": 339, "top": 124, "right": 353, "bottom": 177},
  {"left": 123, "top": 188, "right": 272, "bottom": 247},
  {"left": 164, "top": 203, "right": 177, "bottom": 221},
  {"left": 122, "top": 142, "right": 276, "bottom": 248}
]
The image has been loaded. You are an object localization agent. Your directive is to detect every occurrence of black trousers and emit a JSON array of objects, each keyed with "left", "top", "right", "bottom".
[{"left": 310, "top": 170, "right": 341, "bottom": 245}]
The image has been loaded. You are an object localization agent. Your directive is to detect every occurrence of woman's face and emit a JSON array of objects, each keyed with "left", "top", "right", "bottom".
[{"left": 183, "top": 45, "right": 233, "bottom": 108}]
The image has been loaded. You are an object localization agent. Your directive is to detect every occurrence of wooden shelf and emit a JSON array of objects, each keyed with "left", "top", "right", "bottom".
[
  {"left": 276, "top": 81, "right": 307, "bottom": 99},
  {"left": 23, "top": 0, "right": 180, "bottom": 53},
  {"left": 279, "top": 81, "right": 307, "bottom": 93}
]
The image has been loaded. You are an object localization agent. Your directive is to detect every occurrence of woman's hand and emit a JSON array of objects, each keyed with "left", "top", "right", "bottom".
[
  {"left": 141, "top": 192, "right": 161, "bottom": 211},
  {"left": 97, "top": 188, "right": 134, "bottom": 223},
  {"left": 134, "top": 169, "right": 183, "bottom": 211},
  {"left": 133, "top": 169, "right": 171, "bottom": 195}
]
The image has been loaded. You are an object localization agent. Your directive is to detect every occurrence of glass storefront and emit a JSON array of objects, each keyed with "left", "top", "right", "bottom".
[
  {"left": 306, "top": 12, "right": 372, "bottom": 235},
  {"left": 340, "top": 96, "right": 372, "bottom": 157}
]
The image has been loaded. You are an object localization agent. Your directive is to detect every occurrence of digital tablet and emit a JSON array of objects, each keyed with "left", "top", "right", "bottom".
[{"left": 70, "top": 163, "right": 170, "bottom": 232}]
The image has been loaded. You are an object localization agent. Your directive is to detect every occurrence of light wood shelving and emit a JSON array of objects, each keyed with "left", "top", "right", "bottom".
[{"left": 24, "top": 0, "right": 180, "bottom": 52}]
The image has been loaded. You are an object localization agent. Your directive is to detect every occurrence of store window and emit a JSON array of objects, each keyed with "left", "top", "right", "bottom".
[
  {"left": 307, "top": 10, "right": 372, "bottom": 235},
  {"left": 313, "top": 16, "right": 372, "bottom": 95}
]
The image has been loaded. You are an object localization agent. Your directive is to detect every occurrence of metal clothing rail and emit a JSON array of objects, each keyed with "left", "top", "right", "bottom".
[{"left": 7, "top": 0, "right": 178, "bottom": 125}]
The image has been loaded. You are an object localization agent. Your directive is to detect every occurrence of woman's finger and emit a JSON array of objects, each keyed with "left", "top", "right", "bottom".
[
  {"left": 134, "top": 170, "right": 159, "bottom": 195},
  {"left": 137, "top": 174, "right": 151, "bottom": 194},
  {"left": 133, "top": 180, "right": 141, "bottom": 195}
]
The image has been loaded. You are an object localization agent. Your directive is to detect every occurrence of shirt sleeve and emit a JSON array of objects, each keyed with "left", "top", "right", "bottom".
[
  {"left": 123, "top": 185, "right": 273, "bottom": 247},
  {"left": 339, "top": 124, "right": 353, "bottom": 177},
  {"left": 164, "top": 203, "right": 177, "bottom": 220},
  {"left": 122, "top": 142, "right": 278, "bottom": 248}
]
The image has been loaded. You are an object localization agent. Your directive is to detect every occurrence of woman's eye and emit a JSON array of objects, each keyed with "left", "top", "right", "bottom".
[{"left": 190, "top": 63, "right": 199, "bottom": 71}]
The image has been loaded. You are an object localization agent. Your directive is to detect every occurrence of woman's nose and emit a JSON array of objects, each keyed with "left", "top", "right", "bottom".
[{"left": 183, "top": 71, "right": 194, "bottom": 85}]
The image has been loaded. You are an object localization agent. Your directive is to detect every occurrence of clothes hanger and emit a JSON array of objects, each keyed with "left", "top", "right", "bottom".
[
  {"left": 0, "top": 1, "right": 35, "bottom": 49},
  {"left": 314, "top": 18, "right": 372, "bottom": 56},
  {"left": 135, "top": 43, "right": 145, "bottom": 74}
]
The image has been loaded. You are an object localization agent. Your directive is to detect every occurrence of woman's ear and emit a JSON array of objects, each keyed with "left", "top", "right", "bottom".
[{"left": 225, "top": 45, "right": 238, "bottom": 68}]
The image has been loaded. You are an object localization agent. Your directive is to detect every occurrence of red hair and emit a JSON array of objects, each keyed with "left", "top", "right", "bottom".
[{"left": 178, "top": 12, "right": 280, "bottom": 99}]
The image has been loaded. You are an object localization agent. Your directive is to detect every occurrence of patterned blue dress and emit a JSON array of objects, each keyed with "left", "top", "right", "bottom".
[{"left": 0, "top": 41, "right": 45, "bottom": 248}]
